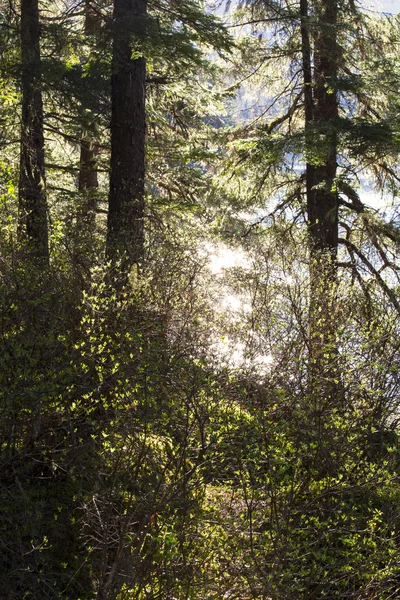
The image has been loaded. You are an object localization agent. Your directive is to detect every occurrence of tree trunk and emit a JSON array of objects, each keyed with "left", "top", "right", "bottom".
[
  {"left": 106, "top": 0, "right": 147, "bottom": 270},
  {"left": 77, "top": 1, "right": 101, "bottom": 253},
  {"left": 79, "top": 138, "right": 99, "bottom": 195},
  {"left": 302, "top": 0, "right": 340, "bottom": 403},
  {"left": 79, "top": 0, "right": 101, "bottom": 200},
  {"left": 18, "top": 0, "right": 49, "bottom": 264},
  {"left": 307, "top": 0, "right": 339, "bottom": 259}
]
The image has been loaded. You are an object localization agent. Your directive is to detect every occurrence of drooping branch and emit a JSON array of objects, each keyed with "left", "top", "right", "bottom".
[
  {"left": 339, "top": 237, "right": 400, "bottom": 315},
  {"left": 263, "top": 90, "right": 303, "bottom": 134}
]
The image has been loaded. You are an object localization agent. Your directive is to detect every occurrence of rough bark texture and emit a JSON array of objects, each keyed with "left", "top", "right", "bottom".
[
  {"left": 106, "top": 0, "right": 147, "bottom": 268},
  {"left": 18, "top": 0, "right": 49, "bottom": 264},
  {"left": 306, "top": 0, "right": 339, "bottom": 259},
  {"left": 79, "top": 138, "right": 99, "bottom": 194},
  {"left": 300, "top": 0, "right": 313, "bottom": 126},
  {"left": 302, "top": 0, "right": 341, "bottom": 403}
]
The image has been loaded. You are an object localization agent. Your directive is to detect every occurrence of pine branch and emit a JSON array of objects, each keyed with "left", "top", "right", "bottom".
[
  {"left": 339, "top": 237, "right": 400, "bottom": 314},
  {"left": 263, "top": 90, "right": 303, "bottom": 134}
]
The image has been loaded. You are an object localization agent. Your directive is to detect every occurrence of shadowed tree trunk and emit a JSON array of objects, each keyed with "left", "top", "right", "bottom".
[
  {"left": 307, "top": 0, "right": 339, "bottom": 259},
  {"left": 301, "top": 0, "right": 340, "bottom": 403},
  {"left": 18, "top": 0, "right": 49, "bottom": 264},
  {"left": 79, "top": 137, "right": 98, "bottom": 195},
  {"left": 106, "top": 0, "right": 147, "bottom": 271},
  {"left": 75, "top": 0, "right": 101, "bottom": 273},
  {"left": 78, "top": 0, "right": 100, "bottom": 203}
]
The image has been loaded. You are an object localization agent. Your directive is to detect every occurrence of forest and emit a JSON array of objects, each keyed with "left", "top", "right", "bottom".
[{"left": 1, "top": 0, "right": 400, "bottom": 598}]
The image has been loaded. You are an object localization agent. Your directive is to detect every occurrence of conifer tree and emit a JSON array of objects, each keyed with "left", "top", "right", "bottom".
[
  {"left": 106, "top": 0, "right": 147, "bottom": 269},
  {"left": 18, "top": 0, "right": 49, "bottom": 263},
  {"left": 74, "top": 0, "right": 105, "bottom": 274},
  {"left": 301, "top": 0, "right": 341, "bottom": 397},
  {"left": 78, "top": 1, "right": 101, "bottom": 204},
  {"left": 226, "top": 0, "right": 400, "bottom": 384}
]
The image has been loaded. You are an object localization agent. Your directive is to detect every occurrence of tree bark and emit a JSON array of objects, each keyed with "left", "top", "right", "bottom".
[
  {"left": 307, "top": 0, "right": 339, "bottom": 259},
  {"left": 79, "top": 138, "right": 99, "bottom": 195},
  {"left": 301, "top": 0, "right": 340, "bottom": 402},
  {"left": 18, "top": 0, "right": 49, "bottom": 264},
  {"left": 77, "top": 1, "right": 101, "bottom": 237},
  {"left": 106, "top": 0, "right": 147, "bottom": 269}
]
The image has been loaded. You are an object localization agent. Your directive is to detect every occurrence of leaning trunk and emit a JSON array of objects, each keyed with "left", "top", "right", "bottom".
[
  {"left": 106, "top": 0, "right": 147, "bottom": 270},
  {"left": 18, "top": 0, "right": 49, "bottom": 264}
]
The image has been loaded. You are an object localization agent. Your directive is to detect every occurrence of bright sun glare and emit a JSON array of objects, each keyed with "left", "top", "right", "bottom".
[{"left": 202, "top": 242, "right": 274, "bottom": 376}]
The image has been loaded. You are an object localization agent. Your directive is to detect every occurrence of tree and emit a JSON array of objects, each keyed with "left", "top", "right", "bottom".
[
  {"left": 222, "top": 0, "right": 400, "bottom": 385},
  {"left": 106, "top": 0, "right": 147, "bottom": 269},
  {"left": 301, "top": 0, "right": 341, "bottom": 399},
  {"left": 105, "top": 0, "right": 231, "bottom": 272},
  {"left": 303, "top": 0, "right": 339, "bottom": 260},
  {"left": 18, "top": 0, "right": 49, "bottom": 263},
  {"left": 74, "top": 0, "right": 105, "bottom": 276},
  {"left": 78, "top": 1, "right": 102, "bottom": 214}
]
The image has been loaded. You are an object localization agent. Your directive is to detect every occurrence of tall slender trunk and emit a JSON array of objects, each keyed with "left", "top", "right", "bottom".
[
  {"left": 301, "top": 0, "right": 340, "bottom": 402},
  {"left": 79, "top": 137, "right": 98, "bottom": 195},
  {"left": 76, "top": 0, "right": 101, "bottom": 266},
  {"left": 79, "top": 0, "right": 100, "bottom": 202},
  {"left": 18, "top": 0, "right": 49, "bottom": 264},
  {"left": 106, "top": 0, "right": 147, "bottom": 269}
]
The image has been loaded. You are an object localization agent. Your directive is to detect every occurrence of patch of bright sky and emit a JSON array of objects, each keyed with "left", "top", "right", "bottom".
[
  {"left": 203, "top": 242, "right": 253, "bottom": 320},
  {"left": 360, "top": 186, "right": 395, "bottom": 212},
  {"left": 208, "top": 0, "right": 400, "bottom": 15},
  {"left": 367, "top": 0, "right": 400, "bottom": 14},
  {"left": 201, "top": 242, "right": 275, "bottom": 375},
  {"left": 215, "top": 336, "right": 274, "bottom": 377},
  {"left": 206, "top": 242, "right": 250, "bottom": 275}
]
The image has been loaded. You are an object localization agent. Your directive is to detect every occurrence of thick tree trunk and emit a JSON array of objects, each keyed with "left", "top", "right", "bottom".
[
  {"left": 302, "top": 0, "right": 340, "bottom": 402},
  {"left": 106, "top": 0, "right": 147, "bottom": 269},
  {"left": 307, "top": 0, "right": 339, "bottom": 259},
  {"left": 18, "top": 0, "right": 49, "bottom": 264}
]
